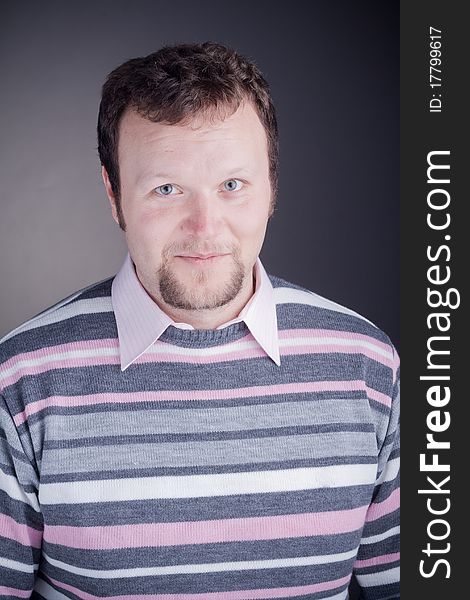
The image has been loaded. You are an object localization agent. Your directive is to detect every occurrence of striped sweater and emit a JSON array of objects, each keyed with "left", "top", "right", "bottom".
[{"left": 0, "top": 273, "right": 400, "bottom": 599}]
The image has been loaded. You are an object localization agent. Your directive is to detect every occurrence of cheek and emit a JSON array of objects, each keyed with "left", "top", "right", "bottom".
[
  {"left": 128, "top": 207, "right": 175, "bottom": 242},
  {"left": 123, "top": 214, "right": 165, "bottom": 262},
  {"left": 232, "top": 207, "right": 269, "bottom": 250}
]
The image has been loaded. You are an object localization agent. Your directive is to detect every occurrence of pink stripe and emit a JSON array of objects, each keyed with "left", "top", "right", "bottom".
[
  {"left": 355, "top": 552, "right": 400, "bottom": 568},
  {"left": 366, "top": 488, "right": 400, "bottom": 522},
  {"left": 14, "top": 379, "right": 367, "bottom": 426},
  {"left": 365, "top": 385, "right": 392, "bottom": 408},
  {"left": 44, "top": 506, "right": 368, "bottom": 549},
  {"left": 0, "top": 513, "right": 42, "bottom": 548},
  {"left": 46, "top": 573, "right": 351, "bottom": 600},
  {"left": 0, "top": 587, "right": 31, "bottom": 598}
]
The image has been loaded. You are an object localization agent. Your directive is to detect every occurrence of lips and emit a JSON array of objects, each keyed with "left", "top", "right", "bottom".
[
  {"left": 180, "top": 254, "right": 220, "bottom": 259},
  {"left": 176, "top": 253, "right": 229, "bottom": 264}
]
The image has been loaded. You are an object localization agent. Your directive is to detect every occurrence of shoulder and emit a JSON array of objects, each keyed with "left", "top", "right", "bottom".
[
  {"left": 269, "top": 273, "right": 394, "bottom": 346},
  {"left": 269, "top": 273, "right": 399, "bottom": 386},
  {"left": 0, "top": 277, "right": 116, "bottom": 375}
]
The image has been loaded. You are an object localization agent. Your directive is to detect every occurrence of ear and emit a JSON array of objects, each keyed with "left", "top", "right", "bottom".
[{"left": 101, "top": 166, "right": 120, "bottom": 225}]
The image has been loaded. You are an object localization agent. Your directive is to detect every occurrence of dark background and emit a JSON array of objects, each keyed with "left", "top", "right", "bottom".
[
  {"left": 0, "top": 1, "right": 399, "bottom": 596},
  {"left": 0, "top": 0, "right": 399, "bottom": 351}
]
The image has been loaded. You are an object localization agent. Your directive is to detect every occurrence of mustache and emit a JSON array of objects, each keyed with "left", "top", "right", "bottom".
[{"left": 164, "top": 241, "right": 238, "bottom": 256}]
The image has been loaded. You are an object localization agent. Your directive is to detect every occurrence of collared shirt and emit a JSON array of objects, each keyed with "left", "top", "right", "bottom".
[{"left": 112, "top": 253, "right": 281, "bottom": 370}]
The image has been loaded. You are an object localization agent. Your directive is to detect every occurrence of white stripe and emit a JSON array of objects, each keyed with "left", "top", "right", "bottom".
[
  {"left": 0, "top": 556, "right": 38, "bottom": 573},
  {"left": 43, "top": 548, "right": 359, "bottom": 578},
  {"left": 279, "top": 336, "right": 393, "bottom": 360},
  {"left": 39, "top": 463, "right": 377, "bottom": 505},
  {"left": 376, "top": 457, "right": 400, "bottom": 485},
  {"left": 356, "top": 566, "right": 400, "bottom": 586},
  {"left": 274, "top": 287, "right": 377, "bottom": 327},
  {"left": 361, "top": 526, "right": 400, "bottom": 545},
  {"left": 0, "top": 295, "right": 113, "bottom": 344},
  {"left": 0, "top": 469, "right": 40, "bottom": 512},
  {"left": 33, "top": 578, "right": 72, "bottom": 599},
  {"left": 1, "top": 346, "right": 119, "bottom": 379}
]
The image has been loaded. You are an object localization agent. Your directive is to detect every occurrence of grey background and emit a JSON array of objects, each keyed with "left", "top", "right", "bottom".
[
  {"left": 0, "top": 0, "right": 399, "bottom": 351},
  {"left": 0, "top": 2, "right": 398, "bottom": 595}
]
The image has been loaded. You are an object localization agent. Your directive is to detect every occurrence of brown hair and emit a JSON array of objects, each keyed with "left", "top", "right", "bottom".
[{"left": 97, "top": 42, "right": 278, "bottom": 228}]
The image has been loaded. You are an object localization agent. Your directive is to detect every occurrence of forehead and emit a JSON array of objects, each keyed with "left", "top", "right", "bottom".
[{"left": 117, "top": 102, "right": 268, "bottom": 158}]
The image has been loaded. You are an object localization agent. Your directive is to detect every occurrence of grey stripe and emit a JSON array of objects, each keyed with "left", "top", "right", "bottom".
[
  {"left": 0, "top": 488, "right": 43, "bottom": 528},
  {"left": 358, "top": 510, "right": 400, "bottom": 539},
  {"left": 44, "top": 422, "right": 374, "bottom": 449},
  {"left": 273, "top": 284, "right": 376, "bottom": 327},
  {"left": 35, "top": 558, "right": 354, "bottom": 594},
  {"left": 41, "top": 431, "right": 378, "bottom": 475},
  {"left": 40, "top": 532, "right": 361, "bottom": 570},
  {"left": 41, "top": 483, "right": 374, "bottom": 525},
  {"left": 40, "top": 455, "right": 376, "bottom": 483},
  {"left": 41, "top": 547, "right": 358, "bottom": 578},
  {"left": 0, "top": 535, "right": 42, "bottom": 567},
  {"left": 357, "top": 533, "right": 400, "bottom": 561},
  {"left": 34, "top": 398, "right": 373, "bottom": 442}
]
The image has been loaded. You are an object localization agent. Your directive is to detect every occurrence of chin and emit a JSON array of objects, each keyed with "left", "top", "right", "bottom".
[{"left": 159, "top": 266, "right": 245, "bottom": 312}]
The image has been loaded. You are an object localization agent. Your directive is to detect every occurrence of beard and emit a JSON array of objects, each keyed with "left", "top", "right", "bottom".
[{"left": 157, "top": 243, "right": 246, "bottom": 311}]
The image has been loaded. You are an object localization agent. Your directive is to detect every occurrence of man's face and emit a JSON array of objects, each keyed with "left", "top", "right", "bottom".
[{"left": 103, "top": 102, "right": 273, "bottom": 315}]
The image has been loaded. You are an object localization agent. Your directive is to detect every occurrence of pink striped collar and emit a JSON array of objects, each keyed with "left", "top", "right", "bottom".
[{"left": 112, "top": 253, "right": 281, "bottom": 370}]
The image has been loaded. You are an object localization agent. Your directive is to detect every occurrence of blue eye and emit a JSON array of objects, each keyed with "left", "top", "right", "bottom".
[
  {"left": 223, "top": 179, "right": 243, "bottom": 192},
  {"left": 155, "top": 183, "right": 176, "bottom": 196}
]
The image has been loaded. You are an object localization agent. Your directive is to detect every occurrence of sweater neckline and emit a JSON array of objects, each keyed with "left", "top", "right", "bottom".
[{"left": 158, "top": 321, "right": 249, "bottom": 348}]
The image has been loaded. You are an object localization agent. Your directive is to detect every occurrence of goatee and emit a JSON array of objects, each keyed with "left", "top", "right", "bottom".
[{"left": 157, "top": 247, "right": 245, "bottom": 311}]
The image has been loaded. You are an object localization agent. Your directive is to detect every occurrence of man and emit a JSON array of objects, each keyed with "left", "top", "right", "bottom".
[{"left": 0, "top": 42, "right": 399, "bottom": 599}]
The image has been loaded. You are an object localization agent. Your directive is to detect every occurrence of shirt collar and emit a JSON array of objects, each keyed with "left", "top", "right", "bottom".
[{"left": 112, "top": 253, "right": 280, "bottom": 371}]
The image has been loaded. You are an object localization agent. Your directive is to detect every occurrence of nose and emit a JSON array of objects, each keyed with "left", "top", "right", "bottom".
[{"left": 182, "top": 193, "right": 221, "bottom": 237}]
